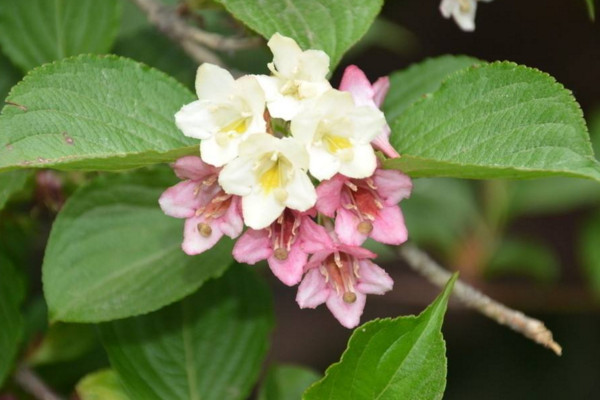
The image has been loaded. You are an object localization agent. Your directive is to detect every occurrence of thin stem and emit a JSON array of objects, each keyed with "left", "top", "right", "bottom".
[
  {"left": 14, "top": 364, "right": 64, "bottom": 400},
  {"left": 398, "top": 242, "right": 562, "bottom": 356}
]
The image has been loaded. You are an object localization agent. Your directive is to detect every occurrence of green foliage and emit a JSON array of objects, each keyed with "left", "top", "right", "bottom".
[
  {"left": 0, "top": 254, "right": 25, "bottom": 385},
  {"left": 303, "top": 274, "right": 457, "bottom": 400},
  {"left": 487, "top": 238, "right": 560, "bottom": 283},
  {"left": 27, "top": 323, "right": 97, "bottom": 366},
  {"left": 0, "top": 52, "right": 21, "bottom": 101},
  {"left": 99, "top": 265, "right": 273, "bottom": 400},
  {"left": 383, "top": 55, "right": 482, "bottom": 124},
  {"left": 214, "top": 0, "right": 383, "bottom": 69},
  {"left": 0, "top": 55, "right": 197, "bottom": 172},
  {"left": 402, "top": 178, "right": 477, "bottom": 253},
  {"left": 258, "top": 364, "right": 320, "bottom": 400},
  {"left": 585, "top": 0, "right": 596, "bottom": 21},
  {"left": 0, "top": 0, "right": 122, "bottom": 72},
  {"left": 580, "top": 212, "right": 600, "bottom": 296},
  {"left": 77, "top": 369, "right": 131, "bottom": 400},
  {"left": 43, "top": 169, "right": 234, "bottom": 323},
  {"left": 0, "top": 170, "right": 29, "bottom": 210},
  {"left": 386, "top": 62, "right": 600, "bottom": 182}
]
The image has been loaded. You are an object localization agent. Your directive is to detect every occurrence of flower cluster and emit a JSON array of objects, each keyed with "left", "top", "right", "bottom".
[{"left": 160, "top": 33, "right": 412, "bottom": 328}]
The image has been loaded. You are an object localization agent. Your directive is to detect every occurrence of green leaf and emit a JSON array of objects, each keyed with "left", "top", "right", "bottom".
[
  {"left": 99, "top": 265, "right": 273, "bottom": 400},
  {"left": 580, "top": 212, "right": 600, "bottom": 297},
  {"left": 0, "top": 55, "right": 196, "bottom": 172},
  {"left": 487, "top": 238, "right": 559, "bottom": 283},
  {"left": 43, "top": 169, "right": 234, "bottom": 323},
  {"left": 383, "top": 55, "right": 482, "bottom": 124},
  {"left": 0, "top": 170, "right": 30, "bottom": 210},
  {"left": 214, "top": 0, "right": 383, "bottom": 68},
  {"left": 585, "top": 0, "right": 596, "bottom": 21},
  {"left": 27, "top": 323, "right": 97, "bottom": 365},
  {"left": 385, "top": 62, "right": 600, "bottom": 182},
  {"left": 0, "top": 254, "right": 25, "bottom": 386},
  {"left": 0, "top": 0, "right": 122, "bottom": 72},
  {"left": 77, "top": 369, "right": 131, "bottom": 400},
  {"left": 0, "top": 51, "right": 21, "bottom": 101},
  {"left": 402, "top": 178, "right": 477, "bottom": 253},
  {"left": 303, "top": 274, "right": 457, "bottom": 400},
  {"left": 507, "top": 177, "right": 600, "bottom": 217},
  {"left": 258, "top": 364, "right": 320, "bottom": 400}
]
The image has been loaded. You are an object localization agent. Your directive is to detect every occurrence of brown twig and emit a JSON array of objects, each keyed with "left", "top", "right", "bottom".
[
  {"left": 398, "top": 242, "right": 563, "bottom": 356},
  {"left": 130, "top": 0, "right": 261, "bottom": 66},
  {"left": 14, "top": 364, "right": 64, "bottom": 400}
]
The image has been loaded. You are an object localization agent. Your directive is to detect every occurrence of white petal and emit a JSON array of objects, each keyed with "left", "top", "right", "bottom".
[
  {"left": 308, "top": 146, "right": 341, "bottom": 181},
  {"left": 200, "top": 136, "right": 241, "bottom": 167},
  {"left": 242, "top": 189, "right": 285, "bottom": 229},
  {"left": 290, "top": 110, "right": 320, "bottom": 145},
  {"left": 268, "top": 33, "right": 302, "bottom": 77},
  {"left": 338, "top": 144, "right": 376, "bottom": 179},
  {"left": 439, "top": 0, "right": 456, "bottom": 17},
  {"left": 298, "top": 49, "right": 330, "bottom": 82},
  {"left": 285, "top": 170, "right": 317, "bottom": 211},
  {"left": 195, "top": 63, "right": 235, "bottom": 101},
  {"left": 237, "top": 133, "right": 277, "bottom": 157},
  {"left": 254, "top": 74, "right": 281, "bottom": 103},
  {"left": 277, "top": 137, "right": 309, "bottom": 170},
  {"left": 267, "top": 94, "right": 303, "bottom": 120},
  {"left": 174, "top": 100, "right": 217, "bottom": 139},
  {"left": 218, "top": 157, "right": 254, "bottom": 196},
  {"left": 349, "top": 106, "right": 386, "bottom": 143}
]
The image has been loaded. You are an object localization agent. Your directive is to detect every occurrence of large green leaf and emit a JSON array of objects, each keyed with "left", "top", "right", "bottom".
[
  {"left": 43, "top": 169, "right": 234, "bottom": 323},
  {"left": 383, "top": 55, "right": 482, "bottom": 124},
  {"left": 0, "top": 170, "right": 30, "bottom": 210},
  {"left": 258, "top": 364, "right": 320, "bottom": 400},
  {"left": 214, "top": 0, "right": 383, "bottom": 68},
  {"left": 99, "top": 265, "right": 273, "bottom": 400},
  {"left": 0, "top": 0, "right": 122, "bottom": 72},
  {"left": 77, "top": 369, "right": 131, "bottom": 400},
  {"left": 0, "top": 55, "right": 196, "bottom": 172},
  {"left": 385, "top": 62, "right": 600, "bottom": 182},
  {"left": 303, "top": 274, "right": 457, "bottom": 400},
  {"left": 0, "top": 254, "right": 25, "bottom": 385}
]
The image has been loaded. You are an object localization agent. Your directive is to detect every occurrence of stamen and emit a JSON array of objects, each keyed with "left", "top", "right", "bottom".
[
  {"left": 197, "top": 222, "right": 212, "bottom": 237},
  {"left": 357, "top": 220, "right": 373, "bottom": 234},
  {"left": 273, "top": 247, "right": 288, "bottom": 260},
  {"left": 343, "top": 291, "right": 357, "bottom": 303}
]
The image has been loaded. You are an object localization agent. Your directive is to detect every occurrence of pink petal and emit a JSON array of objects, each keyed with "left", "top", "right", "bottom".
[
  {"left": 267, "top": 245, "right": 307, "bottom": 286},
  {"left": 326, "top": 291, "right": 366, "bottom": 329},
  {"left": 372, "top": 76, "right": 390, "bottom": 108},
  {"left": 335, "top": 208, "right": 367, "bottom": 246},
  {"left": 373, "top": 169, "right": 412, "bottom": 205},
  {"left": 159, "top": 180, "right": 202, "bottom": 218},
  {"left": 217, "top": 196, "right": 244, "bottom": 238},
  {"left": 371, "top": 127, "right": 400, "bottom": 159},
  {"left": 337, "top": 244, "right": 377, "bottom": 260},
  {"left": 172, "top": 156, "right": 217, "bottom": 180},
  {"left": 299, "top": 217, "right": 334, "bottom": 253},
  {"left": 232, "top": 229, "right": 272, "bottom": 264},
  {"left": 296, "top": 268, "right": 330, "bottom": 309},
  {"left": 315, "top": 175, "right": 346, "bottom": 217},
  {"left": 370, "top": 205, "right": 408, "bottom": 245},
  {"left": 356, "top": 260, "right": 394, "bottom": 295},
  {"left": 339, "top": 65, "right": 375, "bottom": 107},
  {"left": 304, "top": 250, "right": 333, "bottom": 272},
  {"left": 182, "top": 216, "right": 224, "bottom": 255}
]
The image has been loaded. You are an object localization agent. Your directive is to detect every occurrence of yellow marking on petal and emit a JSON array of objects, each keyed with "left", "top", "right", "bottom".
[
  {"left": 324, "top": 134, "right": 352, "bottom": 154},
  {"left": 259, "top": 163, "right": 281, "bottom": 194},
  {"left": 219, "top": 116, "right": 251, "bottom": 134}
]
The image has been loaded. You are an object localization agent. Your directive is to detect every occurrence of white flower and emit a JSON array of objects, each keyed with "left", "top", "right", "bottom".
[
  {"left": 440, "top": 0, "right": 492, "bottom": 31},
  {"left": 218, "top": 133, "right": 316, "bottom": 229},
  {"left": 257, "top": 33, "right": 332, "bottom": 120},
  {"left": 175, "top": 63, "right": 266, "bottom": 167},
  {"left": 290, "top": 89, "right": 385, "bottom": 181}
]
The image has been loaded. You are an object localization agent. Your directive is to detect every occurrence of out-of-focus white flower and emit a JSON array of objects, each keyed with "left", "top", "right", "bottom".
[
  {"left": 440, "top": 0, "right": 493, "bottom": 31},
  {"left": 175, "top": 63, "right": 266, "bottom": 167},
  {"left": 257, "top": 33, "right": 331, "bottom": 120},
  {"left": 290, "top": 89, "right": 385, "bottom": 181},
  {"left": 218, "top": 133, "right": 316, "bottom": 229}
]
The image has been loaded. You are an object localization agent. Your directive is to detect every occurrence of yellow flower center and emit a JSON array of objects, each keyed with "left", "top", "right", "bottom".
[
  {"left": 323, "top": 134, "right": 352, "bottom": 154},
  {"left": 256, "top": 153, "right": 292, "bottom": 202}
]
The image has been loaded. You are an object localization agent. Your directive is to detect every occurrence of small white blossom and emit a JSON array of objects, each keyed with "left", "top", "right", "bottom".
[
  {"left": 290, "top": 89, "right": 385, "bottom": 181},
  {"left": 440, "top": 0, "right": 493, "bottom": 31},
  {"left": 257, "top": 33, "right": 332, "bottom": 120},
  {"left": 218, "top": 133, "right": 316, "bottom": 229},
  {"left": 175, "top": 63, "right": 266, "bottom": 167}
]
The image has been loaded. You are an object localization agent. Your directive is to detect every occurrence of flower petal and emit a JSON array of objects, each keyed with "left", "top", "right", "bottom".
[
  {"left": 296, "top": 268, "right": 330, "bottom": 309},
  {"left": 175, "top": 100, "right": 218, "bottom": 140},
  {"left": 218, "top": 157, "right": 254, "bottom": 196},
  {"left": 200, "top": 135, "right": 243, "bottom": 167},
  {"left": 299, "top": 218, "right": 334, "bottom": 253},
  {"left": 217, "top": 196, "right": 244, "bottom": 238},
  {"left": 268, "top": 245, "right": 307, "bottom": 286},
  {"left": 339, "top": 65, "right": 375, "bottom": 107},
  {"left": 242, "top": 189, "right": 285, "bottom": 229},
  {"left": 373, "top": 169, "right": 413, "bottom": 205},
  {"left": 315, "top": 175, "right": 346, "bottom": 217},
  {"left": 285, "top": 170, "right": 317, "bottom": 212},
  {"left": 268, "top": 33, "right": 302, "bottom": 77},
  {"left": 335, "top": 208, "right": 367, "bottom": 246},
  {"left": 195, "top": 63, "right": 235, "bottom": 101},
  {"left": 370, "top": 205, "right": 408, "bottom": 245},
  {"left": 357, "top": 260, "right": 394, "bottom": 295},
  {"left": 338, "top": 143, "right": 377, "bottom": 179},
  {"left": 182, "top": 216, "right": 224, "bottom": 255},
  {"left": 232, "top": 228, "right": 272, "bottom": 264},
  {"left": 308, "top": 146, "right": 341, "bottom": 181},
  {"left": 372, "top": 76, "right": 390, "bottom": 107},
  {"left": 326, "top": 292, "right": 366, "bottom": 329},
  {"left": 159, "top": 180, "right": 202, "bottom": 218},
  {"left": 171, "top": 156, "right": 217, "bottom": 181}
]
